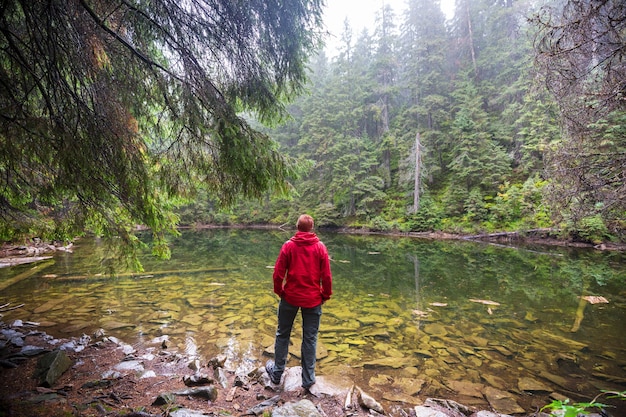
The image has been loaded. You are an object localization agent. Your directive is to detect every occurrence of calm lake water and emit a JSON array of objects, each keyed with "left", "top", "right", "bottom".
[{"left": 1, "top": 229, "right": 625, "bottom": 413}]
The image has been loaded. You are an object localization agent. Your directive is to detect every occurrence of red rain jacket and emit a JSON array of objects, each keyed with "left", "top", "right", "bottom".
[{"left": 273, "top": 231, "right": 333, "bottom": 308}]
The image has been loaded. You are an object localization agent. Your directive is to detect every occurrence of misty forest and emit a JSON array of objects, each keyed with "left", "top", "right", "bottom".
[{"left": 1, "top": 0, "right": 625, "bottom": 254}]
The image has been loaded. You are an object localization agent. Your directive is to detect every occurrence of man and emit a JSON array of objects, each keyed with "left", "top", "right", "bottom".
[{"left": 266, "top": 214, "right": 332, "bottom": 390}]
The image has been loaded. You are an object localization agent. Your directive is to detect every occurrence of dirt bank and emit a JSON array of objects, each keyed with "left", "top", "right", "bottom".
[{"left": 0, "top": 325, "right": 351, "bottom": 417}]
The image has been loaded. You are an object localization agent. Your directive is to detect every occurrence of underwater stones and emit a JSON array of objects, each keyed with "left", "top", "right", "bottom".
[
  {"left": 465, "top": 335, "right": 489, "bottom": 347},
  {"left": 99, "top": 320, "right": 136, "bottom": 331},
  {"left": 490, "top": 345, "right": 514, "bottom": 357},
  {"left": 33, "top": 299, "right": 67, "bottom": 314},
  {"left": 180, "top": 314, "right": 204, "bottom": 326},
  {"left": 382, "top": 391, "right": 421, "bottom": 405},
  {"left": 480, "top": 374, "right": 508, "bottom": 390},
  {"left": 344, "top": 338, "right": 367, "bottom": 345},
  {"left": 445, "top": 380, "right": 485, "bottom": 398},
  {"left": 392, "top": 377, "right": 426, "bottom": 396},
  {"left": 483, "top": 386, "right": 525, "bottom": 415},
  {"left": 532, "top": 329, "right": 588, "bottom": 351},
  {"left": 423, "top": 323, "right": 448, "bottom": 337},
  {"left": 356, "top": 316, "right": 384, "bottom": 326},
  {"left": 413, "top": 349, "right": 434, "bottom": 358},
  {"left": 363, "top": 356, "right": 412, "bottom": 369},
  {"left": 517, "top": 376, "right": 552, "bottom": 392},
  {"left": 323, "top": 320, "right": 361, "bottom": 332}
]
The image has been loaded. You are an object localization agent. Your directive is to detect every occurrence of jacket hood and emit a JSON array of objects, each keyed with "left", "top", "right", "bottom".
[{"left": 290, "top": 231, "right": 320, "bottom": 246}]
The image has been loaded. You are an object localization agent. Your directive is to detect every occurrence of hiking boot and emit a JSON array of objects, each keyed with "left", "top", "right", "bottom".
[{"left": 265, "top": 360, "right": 281, "bottom": 385}]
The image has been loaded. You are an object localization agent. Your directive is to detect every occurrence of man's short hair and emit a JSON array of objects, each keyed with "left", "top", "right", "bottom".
[{"left": 296, "top": 214, "right": 314, "bottom": 232}]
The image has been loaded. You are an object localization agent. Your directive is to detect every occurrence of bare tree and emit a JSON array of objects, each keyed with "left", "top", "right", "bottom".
[{"left": 533, "top": 0, "right": 626, "bottom": 239}]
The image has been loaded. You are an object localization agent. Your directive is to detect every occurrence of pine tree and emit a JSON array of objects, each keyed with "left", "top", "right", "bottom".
[{"left": 0, "top": 0, "right": 323, "bottom": 253}]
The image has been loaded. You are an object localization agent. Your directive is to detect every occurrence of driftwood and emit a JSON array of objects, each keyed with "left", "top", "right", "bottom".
[
  {"left": 0, "top": 260, "right": 55, "bottom": 291},
  {"left": 0, "top": 256, "right": 53, "bottom": 268},
  {"left": 0, "top": 303, "right": 25, "bottom": 313},
  {"left": 463, "top": 228, "right": 557, "bottom": 241},
  {"left": 48, "top": 266, "right": 237, "bottom": 282}
]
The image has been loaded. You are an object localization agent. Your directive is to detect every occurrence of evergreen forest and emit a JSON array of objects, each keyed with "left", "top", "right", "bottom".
[
  {"left": 1, "top": 0, "right": 624, "bottom": 254},
  {"left": 178, "top": 0, "right": 626, "bottom": 245}
]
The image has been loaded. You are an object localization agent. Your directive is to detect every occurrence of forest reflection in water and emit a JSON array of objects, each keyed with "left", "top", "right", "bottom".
[{"left": 1, "top": 229, "right": 625, "bottom": 413}]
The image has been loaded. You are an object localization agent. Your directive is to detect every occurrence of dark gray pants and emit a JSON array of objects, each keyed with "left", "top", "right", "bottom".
[{"left": 271, "top": 298, "right": 322, "bottom": 388}]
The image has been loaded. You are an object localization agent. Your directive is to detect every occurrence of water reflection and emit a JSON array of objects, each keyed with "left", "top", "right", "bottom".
[{"left": 1, "top": 229, "right": 625, "bottom": 413}]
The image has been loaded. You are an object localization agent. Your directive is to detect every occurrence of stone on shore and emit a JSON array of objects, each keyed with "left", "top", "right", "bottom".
[
  {"left": 34, "top": 349, "right": 72, "bottom": 387},
  {"left": 273, "top": 399, "right": 322, "bottom": 417}
]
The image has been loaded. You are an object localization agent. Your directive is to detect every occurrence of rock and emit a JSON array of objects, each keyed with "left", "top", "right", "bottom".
[
  {"left": 207, "top": 354, "right": 227, "bottom": 368},
  {"left": 169, "top": 409, "right": 208, "bottom": 417},
  {"left": 0, "top": 359, "right": 18, "bottom": 368},
  {"left": 188, "top": 359, "right": 202, "bottom": 371},
  {"left": 283, "top": 366, "right": 303, "bottom": 392},
  {"left": 114, "top": 360, "right": 144, "bottom": 373},
  {"left": 273, "top": 399, "right": 322, "bottom": 417},
  {"left": 214, "top": 366, "right": 228, "bottom": 388},
  {"left": 35, "top": 350, "right": 72, "bottom": 387},
  {"left": 424, "top": 398, "right": 475, "bottom": 416},
  {"left": 363, "top": 356, "right": 410, "bottom": 369},
  {"left": 483, "top": 387, "right": 525, "bottom": 415},
  {"left": 152, "top": 392, "right": 175, "bottom": 406},
  {"left": 356, "top": 386, "right": 385, "bottom": 414},
  {"left": 20, "top": 345, "right": 51, "bottom": 356},
  {"left": 173, "top": 386, "right": 218, "bottom": 401},
  {"left": 517, "top": 376, "right": 552, "bottom": 392},
  {"left": 423, "top": 323, "right": 448, "bottom": 336},
  {"left": 183, "top": 373, "right": 214, "bottom": 386},
  {"left": 246, "top": 394, "right": 281, "bottom": 415},
  {"left": 414, "top": 405, "right": 451, "bottom": 417},
  {"left": 445, "top": 380, "right": 485, "bottom": 398},
  {"left": 480, "top": 374, "right": 508, "bottom": 390},
  {"left": 470, "top": 411, "right": 507, "bottom": 417}
]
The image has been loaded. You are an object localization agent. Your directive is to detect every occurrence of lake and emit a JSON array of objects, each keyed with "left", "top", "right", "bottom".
[{"left": 1, "top": 229, "right": 625, "bottom": 414}]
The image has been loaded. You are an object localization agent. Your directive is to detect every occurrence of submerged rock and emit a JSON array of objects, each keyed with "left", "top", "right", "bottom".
[{"left": 483, "top": 386, "right": 525, "bottom": 415}]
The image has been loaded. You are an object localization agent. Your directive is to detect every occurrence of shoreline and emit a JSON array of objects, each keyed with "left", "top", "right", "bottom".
[
  {"left": 2, "top": 226, "right": 624, "bottom": 269},
  {"left": 179, "top": 224, "right": 626, "bottom": 251},
  {"left": 0, "top": 319, "right": 603, "bottom": 417}
]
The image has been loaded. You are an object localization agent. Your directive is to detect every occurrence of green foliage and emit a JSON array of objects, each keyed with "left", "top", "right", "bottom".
[
  {"left": 4, "top": 0, "right": 621, "bottom": 243},
  {"left": 540, "top": 391, "right": 626, "bottom": 417},
  {"left": 406, "top": 196, "right": 443, "bottom": 232},
  {"left": 0, "top": 0, "right": 323, "bottom": 257},
  {"left": 570, "top": 215, "right": 611, "bottom": 245}
]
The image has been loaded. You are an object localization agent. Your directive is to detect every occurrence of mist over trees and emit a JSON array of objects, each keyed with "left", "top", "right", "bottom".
[
  {"left": 1, "top": 0, "right": 624, "bottom": 250},
  {"left": 178, "top": 0, "right": 624, "bottom": 244}
]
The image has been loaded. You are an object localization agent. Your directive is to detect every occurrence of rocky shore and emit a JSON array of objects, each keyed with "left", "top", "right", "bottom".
[
  {"left": 0, "top": 319, "right": 574, "bottom": 417},
  {"left": 0, "top": 234, "right": 622, "bottom": 417}
]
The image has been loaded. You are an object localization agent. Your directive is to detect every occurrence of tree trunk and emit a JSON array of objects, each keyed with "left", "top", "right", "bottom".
[
  {"left": 413, "top": 132, "right": 422, "bottom": 213},
  {"left": 466, "top": 2, "right": 477, "bottom": 75}
]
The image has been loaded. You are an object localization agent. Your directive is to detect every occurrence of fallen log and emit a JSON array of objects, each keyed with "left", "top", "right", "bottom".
[
  {"left": 463, "top": 228, "right": 558, "bottom": 241},
  {"left": 0, "top": 260, "right": 55, "bottom": 291},
  {"left": 0, "top": 256, "right": 54, "bottom": 268}
]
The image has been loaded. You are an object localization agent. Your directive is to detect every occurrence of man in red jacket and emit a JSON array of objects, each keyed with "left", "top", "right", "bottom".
[{"left": 266, "top": 214, "right": 332, "bottom": 390}]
